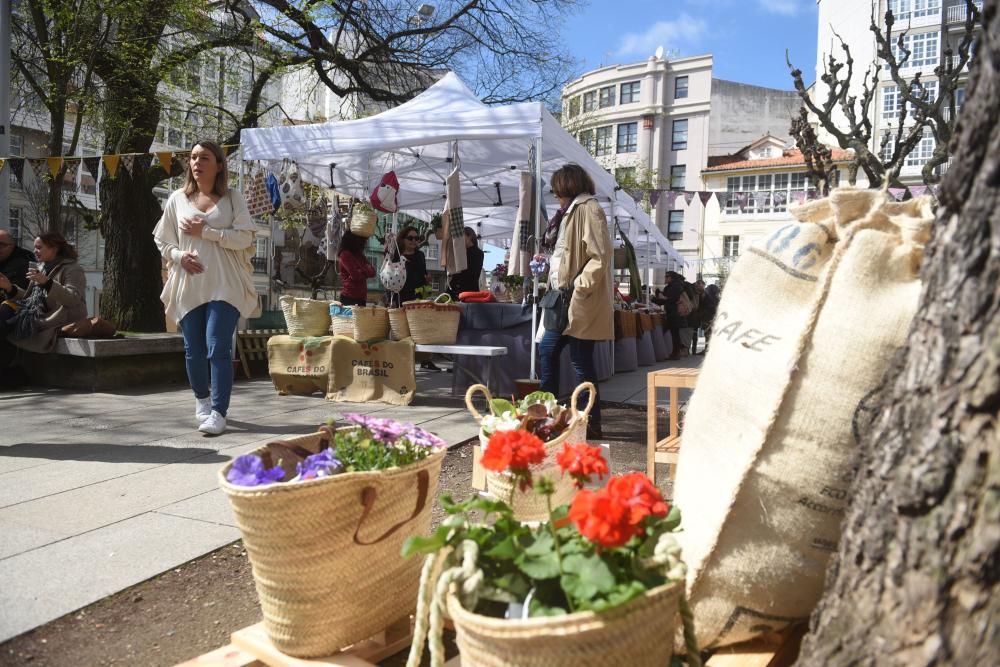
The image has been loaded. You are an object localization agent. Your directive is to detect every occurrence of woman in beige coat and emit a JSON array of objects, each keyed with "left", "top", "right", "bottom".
[{"left": 538, "top": 164, "right": 613, "bottom": 439}]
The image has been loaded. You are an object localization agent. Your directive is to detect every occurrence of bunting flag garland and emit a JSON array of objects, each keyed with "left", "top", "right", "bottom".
[
  {"left": 908, "top": 185, "right": 927, "bottom": 198},
  {"left": 9, "top": 158, "right": 24, "bottom": 186},
  {"left": 648, "top": 189, "right": 661, "bottom": 208},
  {"left": 134, "top": 153, "right": 153, "bottom": 177},
  {"left": 773, "top": 191, "right": 787, "bottom": 207},
  {"left": 29, "top": 158, "right": 49, "bottom": 183},
  {"left": 46, "top": 157, "right": 64, "bottom": 179},
  {"left": 737, "top": 192, "right": 750, "bottom": 210},
  {"left": 120, "top": 155, "right": 136, "bottom": 178},
  {"left": 887, "top": 187, "right": 907, "bottom": 201},
  {"left": 62, "top": 158, "right": 81, "bottom": 184},
  {"left": 156, "top": 151, "right": 174, "bottom": 174},
  {"left": 102, "top": 154, "right": 121, "bottom": 179},
  {"left": 0, "top": 159, "right": 4, "bottom": 175},
  {"left": 698, "top": 191, "right": 714, "bottom": 206},
  {"left": 682, "top": 191, "right": 694, "bottom": 206},
  {"left": 661, "top": 191, "right": 677, "bottom": 208},
  {"left": 83, "top": 157, "right": 101, "bottom": 180},
  {"left": 223, "top": 144, "right": 236, "bottom": 157},
  {"left": 625, "top": 187, "right": 644, "bottom": 203}
]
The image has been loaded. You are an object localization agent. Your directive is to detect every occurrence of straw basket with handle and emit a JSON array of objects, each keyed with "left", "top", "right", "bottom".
[
  {"left": 350, "top": 205, "right": 378, "bottom": 238},
  {"left": 353, "top": 305, "right": 389, "bottom": 340},
  {"left": 328, "top": 302, "right": 355, "bottom": 337},
  {"left": 279, "top": 295, "right": 331, "bottom": 337},
  {"left": 388, "top": 307, "right": 410, "bottom": 340},
  {"left": 219, "top": 426, "right": 445, "bottom": 658},
  {"left": 403, "top": 293, "right": 461, "bottom": 344},
  {"left": 445, "top": 577, "right": 684, "bottom": 667},
  {"left": 465, "top": 382, "right": 595, "bottom": 521}
]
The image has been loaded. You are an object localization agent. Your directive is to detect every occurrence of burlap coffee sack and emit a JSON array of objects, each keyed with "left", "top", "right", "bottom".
[
  {"left": 268, "top": 335, "right": 333, "bottom": 396},
  {"left": 326, "top": 337, "right": 416, "bottom": 405},
  {"left": 674, "top": 188, "right": 932, "bottom": 648}
]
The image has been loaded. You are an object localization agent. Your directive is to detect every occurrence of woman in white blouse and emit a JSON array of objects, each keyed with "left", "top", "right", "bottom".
[{"left": 154, "top": 141, "right": 257, "bottom": 435}]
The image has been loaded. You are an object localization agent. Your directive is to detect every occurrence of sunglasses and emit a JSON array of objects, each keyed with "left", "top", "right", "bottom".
[{"left": 404, "top": 235, "right": 419, "bottom": 241}]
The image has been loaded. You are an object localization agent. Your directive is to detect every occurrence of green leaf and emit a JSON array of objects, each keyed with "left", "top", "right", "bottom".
[
  {"left": 528, "top": 596, "right": 569, "bottom": 617},
  {"left": 401, "top": 525, "right": 450, "bottom": 557},
  {"left": 491, "top": 398, "right": 516, "bottom": 416},
  {"left": 485, "top": 535, "right": 519, "bottom": 560},
  {"left": 519, "top": 391, "right": 556, "bottom": 410},
  {"left": 584, "top": 580, "right": 648, "bottom": 612},
  {"left": 515, "top": 531, "right": 561, "bottom": 580},
  {"left": 560, "top": 553, "right": 616, "bottom": 602}
]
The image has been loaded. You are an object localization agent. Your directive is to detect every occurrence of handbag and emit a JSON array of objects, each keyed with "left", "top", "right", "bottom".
[
  {"left": 539, "top": 287, "right": 572, "bottom": 333},
  {"left": 380, "top": 233, "right": 407, "bottom": 294},
  {"left": 278, "top": 160, "right": 306, "bottom": 210},
  {"left": 243, "top": 169, "right": 272, "bottom": 218}
]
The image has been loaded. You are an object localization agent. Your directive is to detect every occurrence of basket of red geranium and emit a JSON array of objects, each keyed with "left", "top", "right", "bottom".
[{"left": 403, "top": 432, "right": 700, "bottom": 667}]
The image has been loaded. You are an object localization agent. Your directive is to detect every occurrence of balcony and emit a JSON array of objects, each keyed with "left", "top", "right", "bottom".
[
  {"left": 251, "top": 256, "right": 268, "bottom": 274},
  {"left": 947, "top": 1, "right": 982, "bottom": 24}
]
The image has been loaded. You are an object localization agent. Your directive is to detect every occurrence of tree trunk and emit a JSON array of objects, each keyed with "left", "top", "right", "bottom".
[{"left": 796, "top": 2, "right": 1000, "bottom": 665}]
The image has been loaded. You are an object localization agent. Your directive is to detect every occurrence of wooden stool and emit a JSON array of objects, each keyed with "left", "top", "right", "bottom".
[
  {"left": 236, "top": 329, "right": 286, "bottom": 379},
  {"left": 646, "top": 367, "right": 700, "bottom": 485}
]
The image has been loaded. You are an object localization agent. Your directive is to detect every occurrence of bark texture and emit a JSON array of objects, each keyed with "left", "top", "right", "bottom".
[{"left": 797, "top": 2, "right": 1000, "bottom": 665}]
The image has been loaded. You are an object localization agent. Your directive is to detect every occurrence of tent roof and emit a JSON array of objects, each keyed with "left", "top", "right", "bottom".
[{"left": 241, "top": 72, "right": 683, "bottom": 267}]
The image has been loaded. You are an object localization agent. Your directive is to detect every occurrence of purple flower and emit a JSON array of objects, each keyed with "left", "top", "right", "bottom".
[
  {"left": 227, "top": 454, "right": 284, "bottom": 487},
  {"left": 406, "top": 425, "right": 447, "bottom": 449},
  {"left": 343, "top": 413, "right": 411, "bottom": 444},
  {"left": 295, "top": 448, "right": 341, "bottom": 481}
]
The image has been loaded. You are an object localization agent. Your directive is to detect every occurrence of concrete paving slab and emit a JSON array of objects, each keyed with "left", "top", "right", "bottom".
[
  {"left": 0, "top": 512, "right": 239, "bottom": 642},
  {"left": 155, "top": 488, "right": 238, "bottom": 528}
]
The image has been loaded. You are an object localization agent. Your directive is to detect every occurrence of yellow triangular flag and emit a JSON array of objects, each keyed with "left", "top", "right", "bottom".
[
  {"left": 103, "top": 154, "right": 121, "bottom": 179},
  {"left": 0, "top": 159, "right": 5, "bottom": 175},
  {"left": 156, "top": 151, "right": 173, "bottom": 174},
  {"left": 47, "top": 157, "right": 64, "bottom": 179},
  {"left": 223, "top": 144, "right": 236, "bottom": 157}
]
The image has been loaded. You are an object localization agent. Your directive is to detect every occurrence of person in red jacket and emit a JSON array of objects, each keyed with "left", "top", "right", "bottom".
[{"left": 338, "top": 231, "right": 375, "bottom": 306}]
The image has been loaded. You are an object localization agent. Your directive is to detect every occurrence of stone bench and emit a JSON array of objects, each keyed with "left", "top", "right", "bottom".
[{"left": 20, "top": 334, "right": 188, "bottom": 391}]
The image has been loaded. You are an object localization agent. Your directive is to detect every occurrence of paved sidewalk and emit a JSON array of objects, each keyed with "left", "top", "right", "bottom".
[{"left": 0, "top": 353, "right": 699, "bottom": 643}]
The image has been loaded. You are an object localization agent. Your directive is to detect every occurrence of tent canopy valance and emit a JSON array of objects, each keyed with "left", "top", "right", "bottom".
[{"left": 241, "top": 72, "right": 683, "bottom": 267}]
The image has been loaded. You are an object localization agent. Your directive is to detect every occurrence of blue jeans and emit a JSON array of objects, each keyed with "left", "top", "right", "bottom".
[
  {"left": 538, "top": 327, "right": 601, "bottom": 428},
  {"left": 179, "top": 301, "right": 240, "bottom": 417}
]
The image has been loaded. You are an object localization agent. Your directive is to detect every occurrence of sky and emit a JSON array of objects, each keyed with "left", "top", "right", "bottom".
[{"left": 560, "top": 0, "right": 819, "bottom": 90}]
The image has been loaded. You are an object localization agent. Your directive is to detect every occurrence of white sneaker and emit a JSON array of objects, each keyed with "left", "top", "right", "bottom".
[
  {"left": 195, "top": 397, "right": 213, "bottom": 423},
  {"left": 199, "top": 410, "right": 227, "bottom": 435}
]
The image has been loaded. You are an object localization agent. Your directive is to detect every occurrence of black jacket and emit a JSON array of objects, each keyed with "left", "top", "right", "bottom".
[
  {"left": 448, "top": 245, "right": 484, "bottom": 296},
  {"left": 1, "top": 245, "right": 34, "bottom": 294}
]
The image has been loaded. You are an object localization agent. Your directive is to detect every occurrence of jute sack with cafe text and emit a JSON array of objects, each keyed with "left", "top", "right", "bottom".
[
  {"left": 326, "top": 336, "right": 416, "bottom": 405},
  {"left": 674, "top": 188, "right": 932, "bottom": 649},
  {"left": 267, "top": 335, "right": 333, "bottom": 396}
]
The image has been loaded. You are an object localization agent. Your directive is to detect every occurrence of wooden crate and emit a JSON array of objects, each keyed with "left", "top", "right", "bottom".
[{"left": 646, "top": 367, "right": 700, "bottom": 485}]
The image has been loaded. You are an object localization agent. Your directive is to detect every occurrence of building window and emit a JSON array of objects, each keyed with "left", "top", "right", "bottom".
[
  {"left": 725, "top": 176, "right": 741, "bottom": 213},
  {"left": 595, "top": 126, "right": 613, "bottom": 156},
  {"left": 620, "top": 81, "right": 640, "bottom": 104},
  {"left": 671, "top": 119, "right": 688, "bottom": 150},
  {"left": 670, "top": 165, "right": 686, "bottom": 190},
  {"left": 578, "top": 129, "right": 595, "bottom": 155},
  {"left": 908, "top": 80, "right": 938, "bottom": 112},
  {"left": 889, "top": 31, "right": 939, "bottom": 69},
  {"left": 725, "top": 171, "right": 808, "bottom": 215},
  {"left": 9, "top": 208, "right": 21, "bottom": 244},
  {"left": 723, "top": 235, "right": 740, "bottom": 257},
  {"left": 598, "top": 85, "right": 615, "bottom": 108},
  {"left": 582, "top": 91, "right": 596, "bottom": 113},
  {"left": 674, "top": 76, "right": 689, "bottom": 99},
  {"left": 882, "top": 85, "right": 903, "bottom": 120},
  {"left": 9, "top": 135, "right": 23, "bottom": 191},
  {"left": 667, "top": 210, "right": 684, "bottom": 241},
  {"left": 568, "top": 97, "right": 580, "bottom": 118},
  {"left": 616, "top": 122, "right": 637, "bottom": 153},
  {"left": 888, "top": 0, "right": 941, "bottom": 21},
  {"left": 772, "top": 173, "right": 789, "bottom": 212},
  {"left": 905, "top": 130, "right": 936, "bottom": 166}
]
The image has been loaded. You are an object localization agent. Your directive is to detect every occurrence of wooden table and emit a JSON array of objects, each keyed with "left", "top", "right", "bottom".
[{"left": 646, "top": 367, "right": 700, "bottom": 485}]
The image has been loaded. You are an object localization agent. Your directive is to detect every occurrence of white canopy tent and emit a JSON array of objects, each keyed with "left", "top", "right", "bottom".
[{"left": 241, "top": 72, "right": 684, "bottom": 268}]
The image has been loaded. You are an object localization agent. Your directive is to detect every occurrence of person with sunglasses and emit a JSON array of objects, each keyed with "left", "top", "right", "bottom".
[{"left": 391, "top": 225, "right": 441, "bottom": 371}]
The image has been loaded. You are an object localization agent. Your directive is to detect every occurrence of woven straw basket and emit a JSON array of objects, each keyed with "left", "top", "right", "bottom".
[
  {"left": 447, "top": 578, "right": 683, "bottom": 667},
  {"left": 353, "top": 305, "right": 389, "bottom": 341},
  {"left": 404, "top": 294, "right": 461, "bottom": 344},
  {"left": 219, "top": 429, "right": 445, "bottom": 658},
  {"left": 350, "top": 209, "right": 377, "bottom": 237},
  {"left": 388, "top": 307, "right": 410, "bottom": 340},
  {"left": 279, "top": 295, "right": 331, "bottom": 337},
  {"left": 328, "top": 302, "right": 355, "bottom": 337},
  {"left": 466, "top": 382, "right": 595, "bottom": 521}
]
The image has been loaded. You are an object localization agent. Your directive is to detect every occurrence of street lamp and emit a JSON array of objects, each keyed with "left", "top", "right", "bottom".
[{"left": 407, "top": 3, "right": 435, "bottom": 55}]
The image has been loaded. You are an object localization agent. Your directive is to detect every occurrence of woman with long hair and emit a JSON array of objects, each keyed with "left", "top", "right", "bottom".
[
  {"left": 537, "top": 164, "right": 613, "bottom": 440},
  {"left": 0, "top": 232, "right": 88, "bottom": 385},
  {"left": 338, "top": 230, "right": 375, "bottom": 306},
  {"left": 447, "top": 227, "right": 485, "bottom": 297},
  {"left": 153, "top": 140, "right": 257, "bottom": 435},
  {"left": 393, "top": 225, "right": 429, "bottom": 304}
]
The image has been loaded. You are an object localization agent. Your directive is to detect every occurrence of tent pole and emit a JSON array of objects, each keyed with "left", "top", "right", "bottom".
[{"left": 530, "top": 136, "right": 543, "bottom": 381}]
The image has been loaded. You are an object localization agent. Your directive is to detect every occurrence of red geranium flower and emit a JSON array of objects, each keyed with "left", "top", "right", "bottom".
[
  {"left": 481, "top": 430, "right": 546, "bottom": 473},
  {"left": 606, "top": 473, "right": 669, "bottom": 525},
  {"left": 567, "top": 488, "right": 639, "bottom": 548},
  {"left": 557, "top": 443, "right": 609, "bottom": 488}
]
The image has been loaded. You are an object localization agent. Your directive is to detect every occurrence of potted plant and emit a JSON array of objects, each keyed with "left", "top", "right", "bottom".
[
  {"left": 430, "top": 213, "right": 445, "bottom": 240},
  {"left": 219, "top": 416, "right": 447, "bottom": 658},
  {"left": 502, "top": 274, "right": 525, "bottom": 303},
  {"left": 403, "top": 434, "right": 700, "bottom": 667}
]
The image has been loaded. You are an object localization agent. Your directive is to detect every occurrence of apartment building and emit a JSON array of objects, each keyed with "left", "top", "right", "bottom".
[
  {"left": 815, "top": 0, "right": 981, "bottom": 183},
  {"left": 698, "top": 135, "right": 852, "bottom": 283}
]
